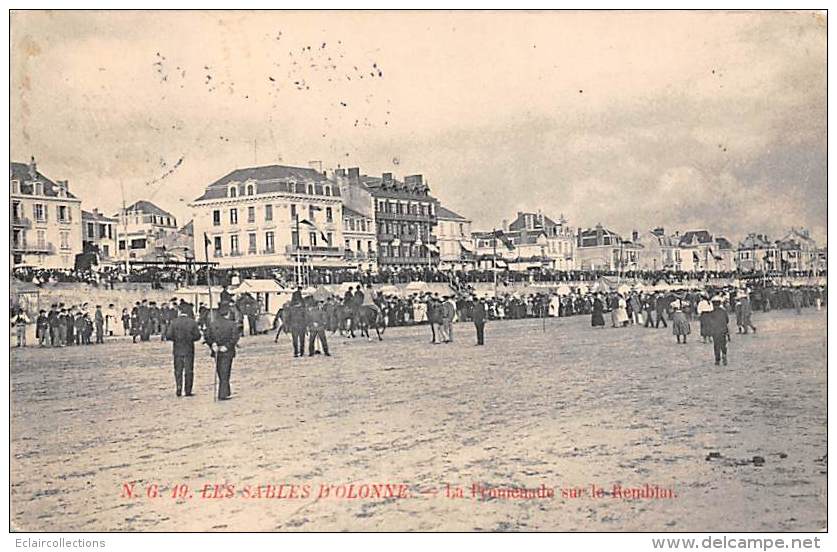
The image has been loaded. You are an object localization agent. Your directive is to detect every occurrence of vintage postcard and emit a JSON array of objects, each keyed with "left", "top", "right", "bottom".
[{"left": 8, "top": 9, "right": 828, "bottom": 539}]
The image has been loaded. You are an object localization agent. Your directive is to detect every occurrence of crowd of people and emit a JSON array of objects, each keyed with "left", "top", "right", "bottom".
[{"left": 13, "top": 264, "right": 826, "bottom": 291}]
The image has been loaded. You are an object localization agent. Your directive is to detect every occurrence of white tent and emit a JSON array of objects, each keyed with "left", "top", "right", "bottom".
[
  {"left": 405, "top": 281, "right": 431, "bottom": 293},
  {"left": 379, "top": 284, "right": 400, "bottom": 295},
  {"left": 235, "top": 279, "right": 293, "bottom": 314},
  {"left": 556, "top": 283, "right": 572, "bottom": 296}
]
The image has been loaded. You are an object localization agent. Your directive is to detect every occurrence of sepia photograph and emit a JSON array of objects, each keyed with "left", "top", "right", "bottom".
[{"left": 7, "top": 8, "right": 828, "bottom": 538}]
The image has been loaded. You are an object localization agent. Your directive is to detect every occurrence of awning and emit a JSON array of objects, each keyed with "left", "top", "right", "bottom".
[
  {"left": 459, "top": 240, "right": 474, "bottom": 252},
  {"left": 427, "top": 244, "right": 439, "bottom": 253}
]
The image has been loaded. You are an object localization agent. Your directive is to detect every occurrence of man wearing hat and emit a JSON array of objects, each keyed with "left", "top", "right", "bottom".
[
  {"left": 205, "top": 303, "right": 240, "bottom": 400},
  {"left": 166, "top": 304, "right": 202, "bottom": 397},
  {"left": 705, "top": 297, "right": 730, "bottom": 365}
]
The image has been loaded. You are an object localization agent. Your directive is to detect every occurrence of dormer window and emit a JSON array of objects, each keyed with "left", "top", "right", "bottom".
[
  {"left": 34, "top": 182, "right": 43, "bottom": 195},
  {"left": 324, "top": 185, "right": 331, "bottom": 196},
  {"left": 11, "top": 180, "right": 19, "bottom": 194},
  {"left": 307, "top": 184, "right": 314, "bottom": 195},
  {"left": 246, "top": 184, "right": 254, "bottom": 196},
  {"left": 229, "top": 185, "right": 238, "bottom": 198}
]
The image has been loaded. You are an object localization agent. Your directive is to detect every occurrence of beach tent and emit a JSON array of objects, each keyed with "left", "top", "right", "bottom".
[
  {"left": 312, "top": 285, "right": 333, "bottom": 302},
  {"left": 10, "top": 278, "right": 40, "bottom": 314},
  {"left": 235, "top": 279, "right": 292, "bottom": 314},
  {"left": 405, "top": 281, "right": 431, "bottom": 293}
]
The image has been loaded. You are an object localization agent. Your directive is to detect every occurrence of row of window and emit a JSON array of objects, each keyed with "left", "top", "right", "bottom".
[
  {"left": 210, "top": 231, "right": 337, "bottom": 257},
  {"left": 344, "top": 217, "right": 371, "bottom": 232},
  {"left": 345, "top": 239, "right": 375, "bottom": 253},
  {"left": 227, "top": 182, "right": 337, "bottom": 198},
  {"left": 211, "top": 205, "right": 334, "bottom": 226},
  {"left": 12, "top": 229, "right": 72, "bottom": 250},
  {"left": 376, "top": 199, "right": 435, "bottom": 216},
  {"left": 10, "top": 179, "right": 69, "bottom": 198},
  {"left": 377, "top": 221, "right": 430, "bottom": 238},
  {"left": 86, "top": 222, "right": 114, "bottom": 240},
  {"left": 379, "top": 244, "right": 433, "bottom": 259},
  {"left": 11, "top": 201, "right": 74, "bottom": 223},
  {"left": 121, "top": 214, "right": 176, "bottom": 227}
]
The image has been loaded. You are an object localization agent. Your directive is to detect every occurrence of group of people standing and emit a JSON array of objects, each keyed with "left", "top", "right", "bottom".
[{"left": 12, "top": 303, "right": 117, "bottom": 348}]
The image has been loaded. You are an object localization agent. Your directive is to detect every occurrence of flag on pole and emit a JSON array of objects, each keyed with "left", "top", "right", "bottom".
[
  {"left": 299, "top": 219, "right": 329, "bottom": 243},
  {"left": 493, "top": 229, "right": 515, "bottom": 251}
]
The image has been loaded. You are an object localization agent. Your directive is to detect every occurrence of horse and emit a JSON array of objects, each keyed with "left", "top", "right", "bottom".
[
  {"left": 333, "top": 303, "right": 386, "bottom": 341},
  {"left": 356, "top": 304, "right": 387, "bottom": 341}
]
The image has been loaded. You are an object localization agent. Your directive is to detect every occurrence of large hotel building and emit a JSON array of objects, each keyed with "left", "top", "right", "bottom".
[{"left": 190, "top": 165, "right": 348, "bottom": 272}]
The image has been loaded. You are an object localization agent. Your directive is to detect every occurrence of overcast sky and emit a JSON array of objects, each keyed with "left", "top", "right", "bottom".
[{"left": 11, "top": 10, "right": 827, "bottom": 244}]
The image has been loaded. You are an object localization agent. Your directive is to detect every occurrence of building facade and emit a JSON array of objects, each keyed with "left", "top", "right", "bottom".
[
  {"left": 677, "top": 230, "right": 735, "bottom": 272},
  {"left": 436, "top": 206, "right": 475, "bottom": 270},
  {"left": 736, "top": 233, "right": 778, "bottom": 272},
  {"left": 776, "top": 228, "right": 818, "bottom": 272},
  {"left": 342, "top": 206, "right": 378, "bottom": 272},
  {"left": 81, "top": 208, "right": 119, "bottom": 263},
  {"left": 10, "top": 158, "right": 83, "bottom": 269},
  {"left": 638, "top": 228, "right": 681, "bottom": 271},
  {"left": 361, "top": 171, "right": 440, "bottom": 269},
  {"left": 190, "top": 165, "right": 347, "bottom": 271},
  {"left": 114, "top": 200, "right": 181, "bottom": 261},
  {"left": 575, "top": 224, "right": 642, "bottom": 271}
]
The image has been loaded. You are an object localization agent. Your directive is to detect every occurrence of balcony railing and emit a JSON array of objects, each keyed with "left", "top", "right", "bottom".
[
  {"left": 375, "top": 211, "right": 437, "bottom": 223},
  {"left": 11, "top": 216, "right": 31, "bottom": 229},
  {"left": 12, "top": 241, "right": 55, "bottom": 254},
  {"left": 285, "top": 244, "right": 343, "bottom": 257}
]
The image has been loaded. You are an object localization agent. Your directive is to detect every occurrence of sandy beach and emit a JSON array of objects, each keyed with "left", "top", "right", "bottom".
[{"left": 10, "top": 309, "right": 827, "bottom": 531}]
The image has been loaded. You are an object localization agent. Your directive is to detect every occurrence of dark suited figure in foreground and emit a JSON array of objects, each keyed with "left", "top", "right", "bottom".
[
  {"left": 206, "top": 304, "right": 241, "bottom": 400},
  {"left": 307, "top": 300, "right": 331, "bottom": 356},
  {"left": 166, "top": 305, "right": 202, "bottom": 397},
  {"left": 286, "top": 291, "right": 308, "bottom": 358},
  {"left": 472, "top": 297, "right": 487, "bottom": 346},
  {"left": 705, "top": 298, "right": 730, "bottom": 366}
]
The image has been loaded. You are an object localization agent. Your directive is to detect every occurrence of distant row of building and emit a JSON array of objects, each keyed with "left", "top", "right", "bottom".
[{"left": 10, "top": 157, "right": 826, "bottom": 274}]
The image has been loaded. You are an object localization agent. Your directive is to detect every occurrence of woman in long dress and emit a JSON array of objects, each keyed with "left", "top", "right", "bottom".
[
  {"left": 697, "top": 294, "right": 713, "bottom": 343},
  {"left": 616, "top": 294, "right": 629, "bottom": 327},
  {"left": 671, "top": 299, "right": 691, "bottom": 344},
  {"left": 591, "top": 294, "right": 606, "bottom": 328}
]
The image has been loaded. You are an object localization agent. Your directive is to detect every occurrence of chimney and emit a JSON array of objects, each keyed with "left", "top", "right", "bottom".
[
  {"left": 595, "top": 223, "right": 603, "bottom": 245},
  {"left": 347, "top": 167, "right": 360, "bottom": 181},
  {"left": 57, "top": 179, "right": 68, "bottom": 196},
  {"left": 28, "top": 156, "right": 37, "bottom": 179},
  {"left": 632, "top": 230, "right": 639, "bottom": 242},
  {"left": 308, "top": 160, "right": 323, "bottom": 173},
  {"left": 502, "top": 218, "right": 509, "bottom": 232},
  {"left": 382, "top": 172, "right": 393, "bottom": 185}
]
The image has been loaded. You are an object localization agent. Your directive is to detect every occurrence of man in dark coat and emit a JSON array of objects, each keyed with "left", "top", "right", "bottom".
[
  {"left": 705, "top": 298, "right": 730, "bottom": 366},
  {"left": 166, "top": 305, "right": 202, "bottom": 397},
  {"left": 472, "top": 297, "right": 487, "bottom": 346},
  {"left": 138, "top": 300, "right": 151, "bottom": 341},
  {"left": 94, "top": 306, "right": 105, "bottom": 344},
  {"left": 286, "top": 295, "right": 308, "bottom": 358},
  {"left": 654, "top": 293, "right": 669, "bottom": 328},
  {"left": 47, "top": 305, "right": 60, "bottom": 346},
  {"left": 307, "top": 300, "right": 331, "bottom": 356},
  {"left": 36, "top": 310, "right": 49, "bottom": 347},
  {"left": 205, "top": 304, "right": 240, "bottom": 401}
]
